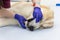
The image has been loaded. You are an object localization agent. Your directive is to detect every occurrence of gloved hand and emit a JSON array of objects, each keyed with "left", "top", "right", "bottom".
[
  {"left": 14, "top": 14, "right": 27, "bottom": 29},
  {"left": 33, "top": 7, "right": 43, "bottom": 23}
]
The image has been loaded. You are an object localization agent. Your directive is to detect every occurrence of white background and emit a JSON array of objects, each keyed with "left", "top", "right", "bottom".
[{"left": 0, "top": 0, "right": 60, "bottom": 40}]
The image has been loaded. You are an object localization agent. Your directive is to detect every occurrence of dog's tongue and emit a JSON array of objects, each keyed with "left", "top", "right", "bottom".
[{"left": 33, "top": 7, "right": 43, "bottom": 23}]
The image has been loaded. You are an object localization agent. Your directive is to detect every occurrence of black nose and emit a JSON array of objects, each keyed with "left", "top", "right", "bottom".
[{"left": 28, "top": 26, "right": 34, "bottom": 31}]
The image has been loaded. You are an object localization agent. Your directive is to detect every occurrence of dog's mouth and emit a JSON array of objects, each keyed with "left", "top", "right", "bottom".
[
  {"left": 27, "top": 18, "right": 34, "bottom": 28},
  {"left": 27, "top": 18, "right": 34, "bottom": 22},
  {"left": 25, "top": 18, "right": 35, "bottom": 31},
  {"left": 26, "top": 18, "right": 41, "bottom": 31}
]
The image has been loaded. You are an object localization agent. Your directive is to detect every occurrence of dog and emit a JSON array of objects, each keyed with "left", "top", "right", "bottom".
[{"left": 0, "top": 2, "right": 54, "bottom": 31}]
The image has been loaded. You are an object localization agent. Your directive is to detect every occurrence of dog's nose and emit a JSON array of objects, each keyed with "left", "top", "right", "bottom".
[{"left": 28, "top": 26, "right": 34, "bottom": 31}]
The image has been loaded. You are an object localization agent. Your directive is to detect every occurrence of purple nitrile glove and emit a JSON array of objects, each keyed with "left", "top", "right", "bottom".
[
  {"left": 33, "top": 7, "right": 43, "bottom": 23},
  {"left": 14, "top": 14, "right": 27, "bottom": 29}
]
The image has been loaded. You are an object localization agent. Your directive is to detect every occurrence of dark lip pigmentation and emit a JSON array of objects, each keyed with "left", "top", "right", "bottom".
[
  {"left": 27, "top": 18, "right": 35, "bottom": 31},
  {"left": 27, "top": 18, "right": 34, "bottom": 22}
]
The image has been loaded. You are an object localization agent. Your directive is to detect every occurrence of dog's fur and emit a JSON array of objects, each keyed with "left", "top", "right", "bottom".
[{"left": 0, "top": 2, "right": 54, "bottom": 30}]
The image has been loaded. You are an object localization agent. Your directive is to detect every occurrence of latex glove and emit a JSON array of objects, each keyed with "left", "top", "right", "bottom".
[
  {"left": 33, "top": 7, "right": 43, "bottom": 23},
  {"left": 14, "top": 14, "right": 27, "bottom": 29}
]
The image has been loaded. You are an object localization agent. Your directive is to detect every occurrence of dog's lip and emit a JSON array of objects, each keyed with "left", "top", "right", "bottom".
[{"left": 27, "top": 18, "right": 34, "bottom": 22}]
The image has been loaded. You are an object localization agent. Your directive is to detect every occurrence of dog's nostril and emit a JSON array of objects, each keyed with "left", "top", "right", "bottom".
[{"left": 28, "top": 26, "right": 34, "bottom": 31}]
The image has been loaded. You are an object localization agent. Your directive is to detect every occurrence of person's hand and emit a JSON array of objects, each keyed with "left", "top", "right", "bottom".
[
  {"left": 14, "top": 14, "right": 27, "bottom": 29},
  {"left": 33, "top": 7, "right": 43, "bottom": 23},
  {"left": 32, "top": 0, "right": 43, "bottom": 23}
]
